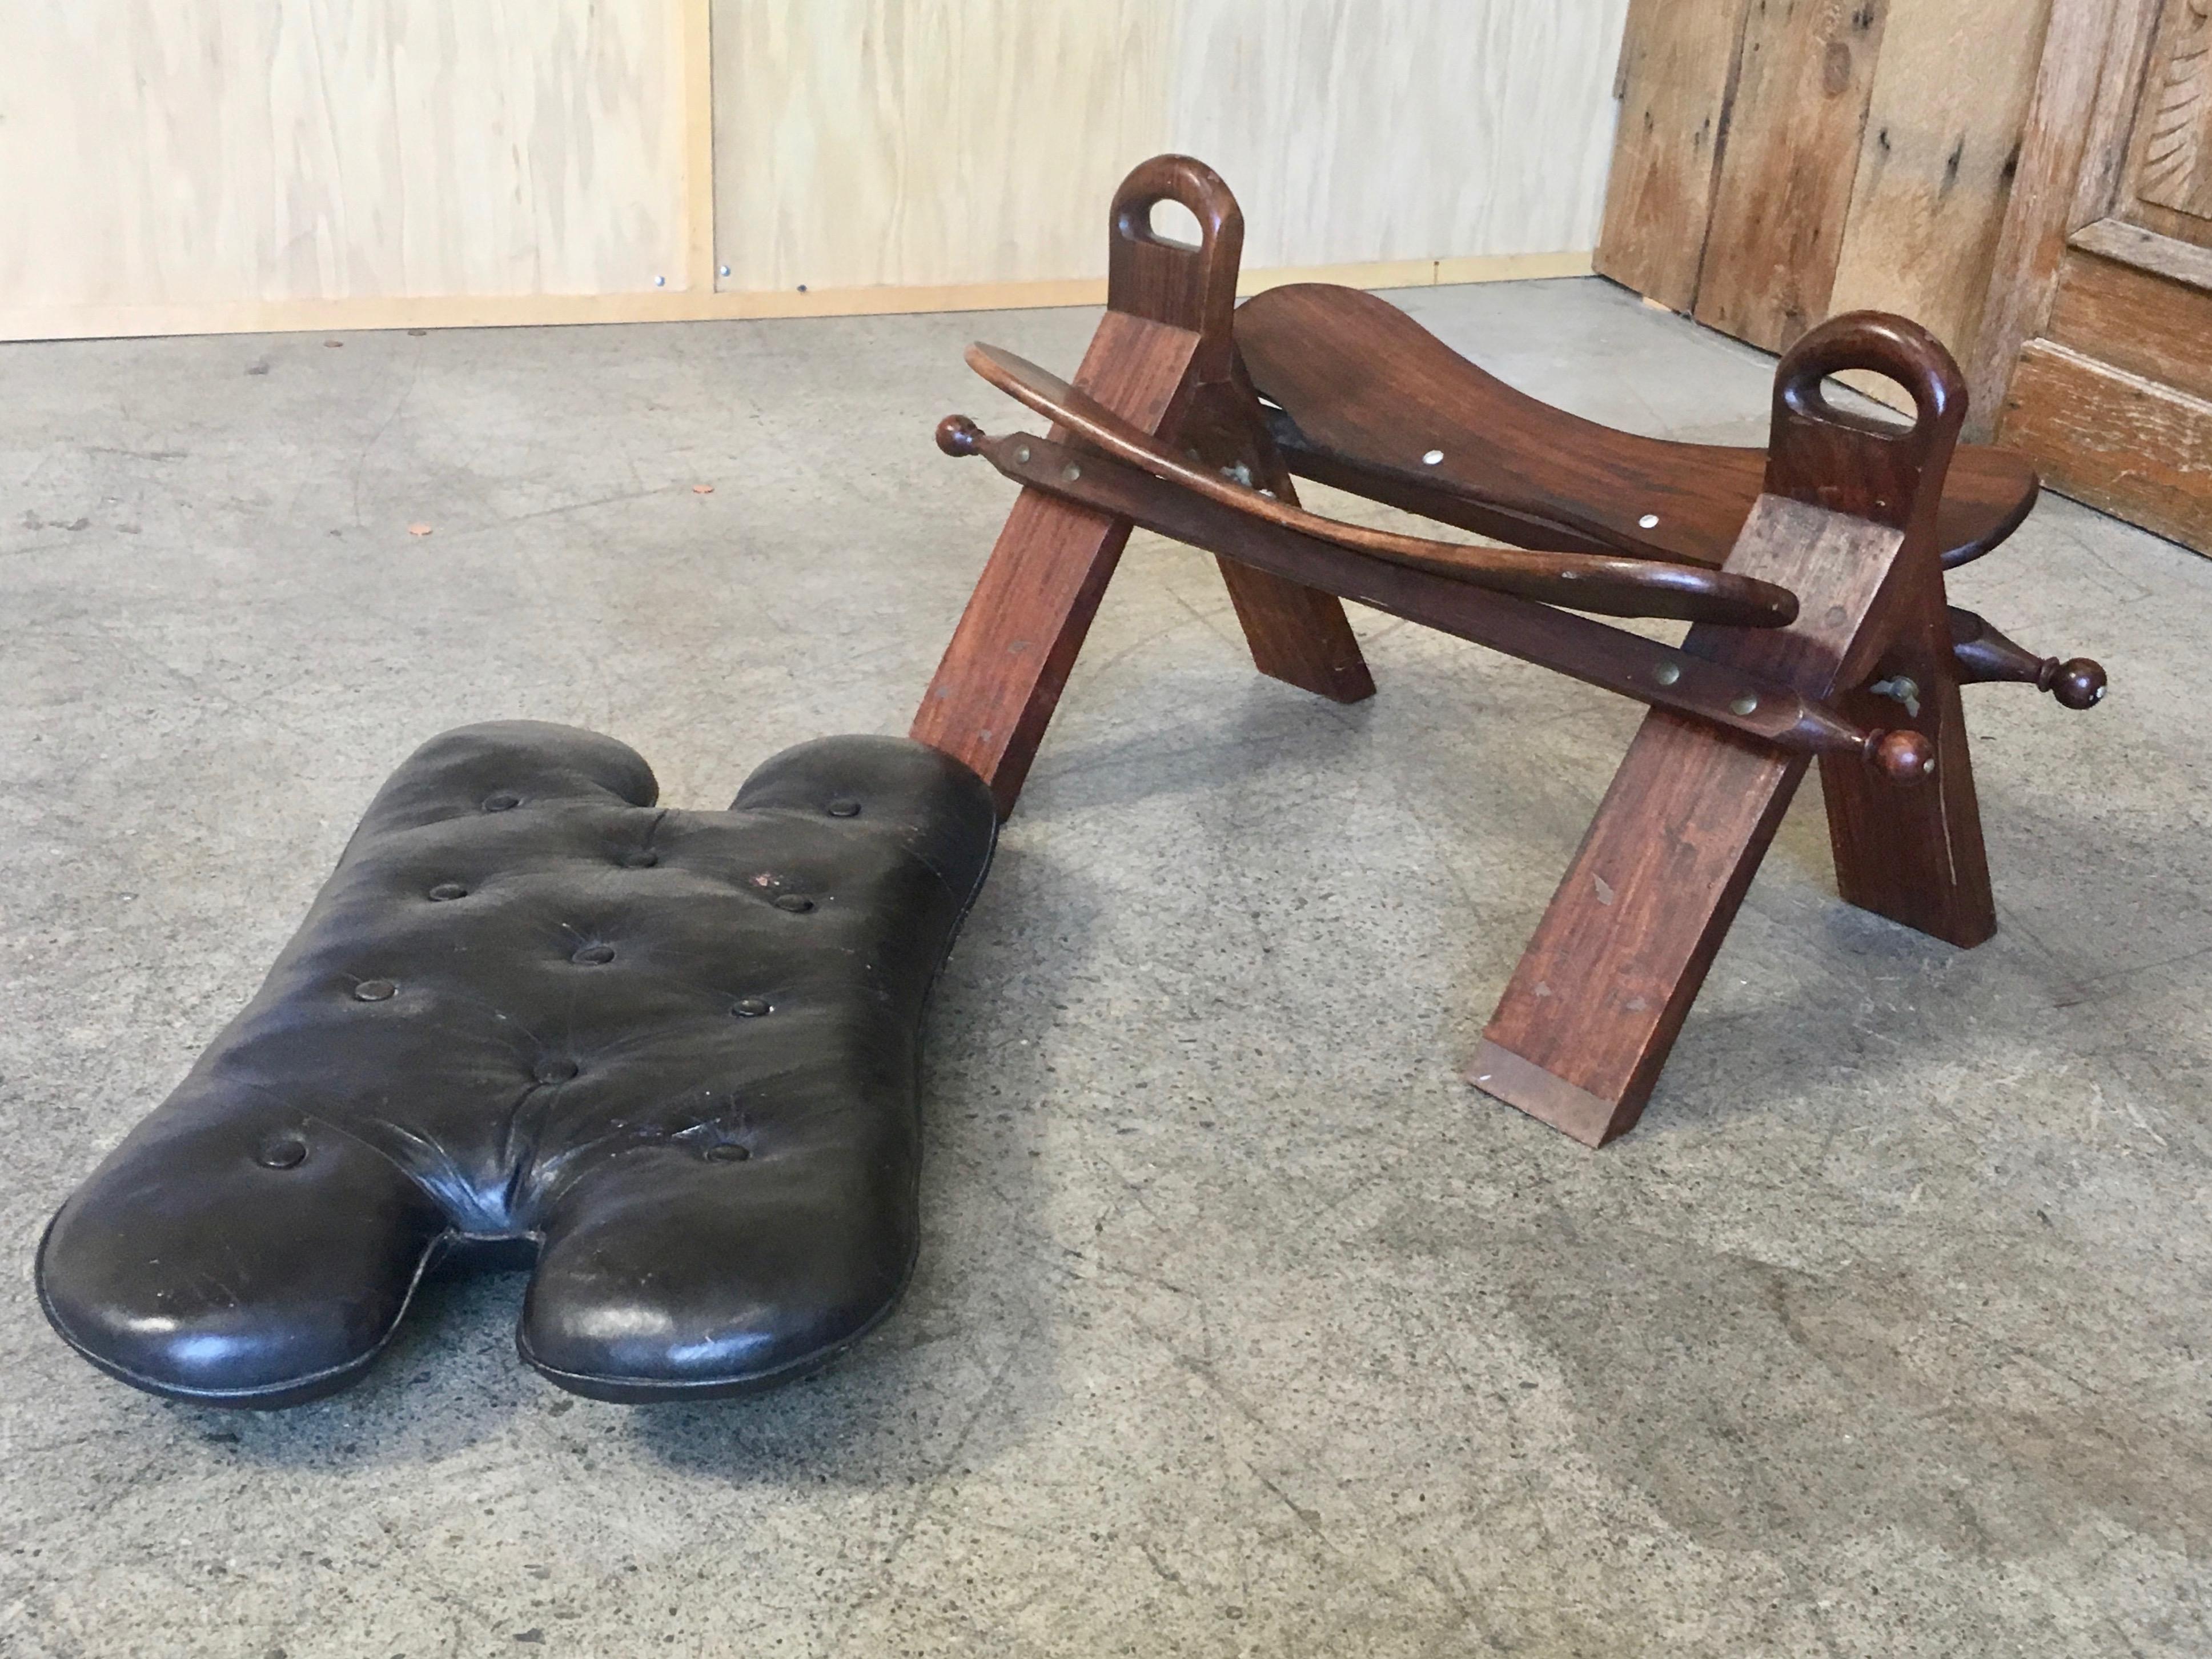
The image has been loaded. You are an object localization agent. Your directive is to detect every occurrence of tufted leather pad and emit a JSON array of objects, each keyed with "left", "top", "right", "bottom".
[{"left": 37, "top": 723, "right": 996, "bottom": 1406}]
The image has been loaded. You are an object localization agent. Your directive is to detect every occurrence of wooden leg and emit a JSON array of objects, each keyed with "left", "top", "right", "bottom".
[
  {"left": 1181, "top": 372, "right": 1375, "bottom": 704},
  {"left": 1818, "top": 574, "right": 1997, "bottom": 948},
  {"left": 1475, "top": 714, "right": 1807, "bottom": 1145},
  {"left": 912, "top": 313, "right": 1202, "bottom": 818},
  {"left": 1475, "top": 495, "right": 1914, "bottom": 1145}
]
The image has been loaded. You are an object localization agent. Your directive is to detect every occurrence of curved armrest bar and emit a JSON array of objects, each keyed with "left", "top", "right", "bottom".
[{"left": 965, "top": 343, "right": 1800, "bottom": 630}]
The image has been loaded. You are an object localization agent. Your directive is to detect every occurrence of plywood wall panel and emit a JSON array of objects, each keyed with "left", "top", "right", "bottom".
[
  {"left": 1166, "top": 0, "right": 1631, "bottom": 269},
  {"left": 1825, "top": 0, "right": 2053, "bottom": 374},
  {"left": 713, "top": 0, "right": 1628, "bottom": 294},
  {"left": 1695, "top": 0, "right": 1889, "bottom": 352},
  {"left": 0, "top": 2, "right": 691, "bottom": 311},
  {"left": 712, "top": 0, "right": 1177, "bottom": 292},
  {"left": 1596, "top": 0, "right": 1752, "bottom": 312}
]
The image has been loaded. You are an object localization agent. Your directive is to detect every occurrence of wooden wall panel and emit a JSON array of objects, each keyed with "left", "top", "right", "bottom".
[
  {"left": 712, "top": 0, "right": 1177, "bottom": 292},
  {"left": 2046, "top": 241, "right": 2212, "bottom": 406},
  {"left": 0, "top": 2, "right": 691, "bottom": 311},
  {"left": 1825, "top": 0, "right": 2053, "bottom": 374},
  {"left": 2000, "top": 335, "right": 2212, "bottom": 548},
  {"left": 1695, "top": 0, "right": 1889, "bottom": 352},
  {"left": 1166, "top": 0, "right": 1632, "bottom": 269},
  {"left": 1596, "top": 0, "right": 1753, "bottom": 312},
  {"left": 713, "top": 0, "right": 1629, "bottom": 294}
]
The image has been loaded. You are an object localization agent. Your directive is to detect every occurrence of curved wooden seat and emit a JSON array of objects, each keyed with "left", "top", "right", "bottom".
[{"left": 1235, "top": 284, "right": 2039, "bottom": 572}]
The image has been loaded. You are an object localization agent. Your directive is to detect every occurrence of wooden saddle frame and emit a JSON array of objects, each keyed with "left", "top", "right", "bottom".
[{"left": 912, "top": 156, "right": 2103, "bottom": 1147}]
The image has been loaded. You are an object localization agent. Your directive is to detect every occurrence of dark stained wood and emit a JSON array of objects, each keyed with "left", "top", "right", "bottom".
[
  {"left": 1236, "top": 283, "right": 2039, "bottom": 573},
  {"left": 964, "top": 342, "right": 1801, "bottom": 627},
  {"left": 1475, "top": 499, "right": 1911, "bottom": 1147},
  {"left": 912, "top": 310, "right": 1200, "bottom": 818},
  {"left": 912, "top": 156, "right": 1372, "bottom": 817},
  {"left": 946, "top": 420, "right": 1921, "bottom": 768},
  {"left": 1478, "top": 312, "right": 1990, "bottom": 1144},
  {"left": 1761, "top": 311, "right": 1996, "bottom": 949},
  {"left": 1949, "top": 606, "right": 2106, "bottom": 708}
]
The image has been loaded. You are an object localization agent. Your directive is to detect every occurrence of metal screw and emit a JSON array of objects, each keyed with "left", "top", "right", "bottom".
[
  {"left": 1062, "top": 463, "right": 1082, "bottom": 482},
  {"left": 428, "top": 882, "right": 468, "bottom": 901},
  {"left": 1729, "top": 693, "right": 1760, "bottom": 716},
  {"left": 826, "top": 798, "right": 861, "bottom": 818},
  {"left": 354, "top": 979, "right": 397, "bottom": 1002},
  {"left": 573, "top": 943, "right": 616, "bottom": 965},
  {"left": 774, "top": 894, "right": 816, "bottom": 913},
  {"left": 1639, "top": 513, "right": 1660, "bottom": 529},
  {"left": 1014, "top": 445, "right": 1031, "bottom": 464},
  {"left": 654, "top": 275, "right": 667, "bottom": 287},
  {"left": 1653, "top": 662, "right": 1681, "bottom": 686},
  {"left": 733, "top": 996, "right": 770, "bottom": 1018},
  {"left": 1422, "top": 450, "right": 1445, "bottom": 466},
  {"left": 717, "top": 265, "right": 730, "bottom": 278}
]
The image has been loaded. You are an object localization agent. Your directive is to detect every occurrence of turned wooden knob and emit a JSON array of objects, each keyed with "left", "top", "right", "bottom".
[
  {"left": 2043, "top": 656, "right": 2107, "bottom": 711},
  {"left": 936, "top": 414, "right": 983, "bottom": 456},
  {"left": 1870, "top": 730, "right": 1937, "bottom": 784}
]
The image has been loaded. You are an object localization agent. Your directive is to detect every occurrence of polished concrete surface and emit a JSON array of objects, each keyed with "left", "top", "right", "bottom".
[{"left": 3, "top": 279, "right": 2206, "bottom": 1657}]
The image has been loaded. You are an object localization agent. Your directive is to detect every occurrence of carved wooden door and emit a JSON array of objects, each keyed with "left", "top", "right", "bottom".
[{"left": 1973, "top": 0, "right": 2212, "bottom": 552}]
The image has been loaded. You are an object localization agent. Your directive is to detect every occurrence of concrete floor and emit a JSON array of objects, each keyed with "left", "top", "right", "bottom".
[{"left": 2, "top": 277, "right": 2206, "bottom": 1657}]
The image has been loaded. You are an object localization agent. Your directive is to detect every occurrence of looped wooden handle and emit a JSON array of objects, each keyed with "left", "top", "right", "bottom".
[
  {"left": 1768, "top": 312, "right": 1968, "bottom": 532},
  {"left": 1106, "top": 155, "right": 1244, "bottom": 350}
]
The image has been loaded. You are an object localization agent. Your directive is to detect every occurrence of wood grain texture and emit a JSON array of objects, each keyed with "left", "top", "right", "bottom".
[
  {"left": 1596, "top": 0, "right": 1753, "bottom": 311},
  {"left": 1826, "top": 0, "right": 2053, "bottom": 387},
  {"left": 911, "top": 312, "right": 1202, "bottom": 816},
  {"left": 2049, "top": 238, "right": 2212, "bottom": 402},
  {"left": 713, "top": 0, "right": 1628, "bottom": 293},
  {"left": 1999, "top": 336, "right": 2212, "bottom": 550},
  {"left": 712, "top": 0, "right": 1174, "bottom": 292},
  {"left": 2071, "top": 214, "right": 2212, "bottom": 288},
  {"left": 1478, "top": 496, "right": 1908, "bottom": 1145},
  {"left": 1964, "top": 0, "right": 2149, "bottom": 436},
  {"left": 1696, "top": 0, "right": 1889, "bottom": 351},
  {"left": 1167, "top": 0, "right": 1631, "bottom": 267},
  {"left": 2126, "top": 0, "right": 2212, "bottom": 226},
  {"left": 1235, "top": 282, "right": 2037, "bottom": 573},
  {"left": 0, "top": 1, "right": 689, "bottom": 309}
]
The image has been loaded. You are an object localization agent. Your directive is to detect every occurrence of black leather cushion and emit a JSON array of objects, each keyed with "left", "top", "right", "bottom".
[{"left": 37, "top": 723, "right": 995, "bottom": 1406}]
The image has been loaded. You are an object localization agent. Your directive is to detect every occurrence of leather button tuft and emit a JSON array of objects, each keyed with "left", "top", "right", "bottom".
[
  {"left": 826, "top": 798, "right": 861, "bottom": 818},
  {"left": 483, "top": 792, "right": 521, "bottom": 812},
  {"left": 428, "top": 882, "right": 468, "bottom": 901},
  {"left": 354, "top": 979, "right": 397, "bottom": 1002},
  {"left": 534, "top": 1058, "right": 580, "bottom": 1085},
  {"left": 773, "top": 894, "right": 815, "bottom": 913},
  {"left": 572, "top": 943, "right": 616, "bottom": 965},
  {"left": 623, "top": 850, "right": 659, "bottom": 869},
  {"left": 256, "top": 1136, "right": 308, "bottom": 1169},
  {"left": 732, "top": 996, "right": 770, "bottom": 1018},
  {"left": 705, "top": 1143, "right": 752, "bottom": 1163}
]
